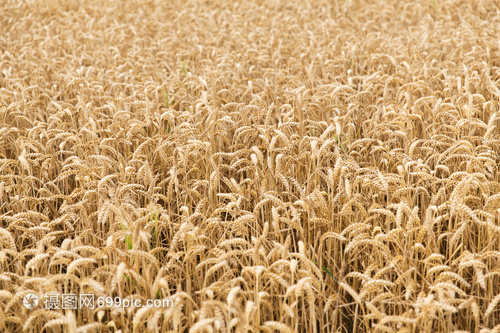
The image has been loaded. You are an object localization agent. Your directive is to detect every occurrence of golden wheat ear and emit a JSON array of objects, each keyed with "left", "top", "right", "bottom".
[{"left": 2, "top": 0, "right": 500, "bottom": 331}]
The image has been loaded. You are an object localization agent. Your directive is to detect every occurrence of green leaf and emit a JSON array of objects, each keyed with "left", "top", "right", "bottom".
[
  {"left": 332, "top": 134, "right": 348, "bottom": 154},
  {"left": 124, "top": 273, "right": 133, "bottom": 283},
  {"left": 322, "top": 266, "right": 335, "bottom": 279},
  {"left": 120, "top": 221, "right": 133, "bottom": 250},
  {"left": 313, "top": 261, "right": 337, "bottom": 281},
  {"left": 125, "top": 234, "right": 132, "bottom": 250},
  {"left": 182, "top": 61, "right": 187, "bottom": 77}
]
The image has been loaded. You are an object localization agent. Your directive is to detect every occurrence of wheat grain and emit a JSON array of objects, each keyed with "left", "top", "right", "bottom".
[{"left": 1, "top": 0, "right": 500, "bottom": 331}]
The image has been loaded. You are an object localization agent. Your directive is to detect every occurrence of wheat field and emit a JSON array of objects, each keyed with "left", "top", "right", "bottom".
[{"left": 1, "top": 0, "right": 500, "bottom": 332}]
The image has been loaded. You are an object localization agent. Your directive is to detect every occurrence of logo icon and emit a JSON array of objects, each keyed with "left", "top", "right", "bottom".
[{"left": 23, "top": 293, "right": 39, "bottom": 309}]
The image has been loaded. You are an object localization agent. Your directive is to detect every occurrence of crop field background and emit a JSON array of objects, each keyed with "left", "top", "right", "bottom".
[{"left": 1, "top": 0, "right": 500, "bottom": 332}]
